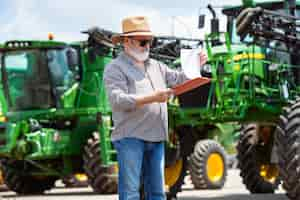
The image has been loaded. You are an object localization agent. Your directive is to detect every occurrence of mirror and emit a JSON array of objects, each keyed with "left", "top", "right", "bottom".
[
  {"left": 198, "top": 15, "right": 205, "bottom": 29},
  {"left": 211, "top": 18, "right": 219, "bottom": 34},
  {"left": 66, "top": 48, "right": 78, "bottom": 70}
]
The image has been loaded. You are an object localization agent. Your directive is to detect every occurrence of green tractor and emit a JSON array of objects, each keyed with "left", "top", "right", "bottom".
[
  {"left": 234, "top": 1, "right": 300, "bottom": 199},
  {"left": 164, "top": 0, "right": 300, "bottom": 198},
  {"left": 0, "top": 32, "right": 120, "bottom": 194}
]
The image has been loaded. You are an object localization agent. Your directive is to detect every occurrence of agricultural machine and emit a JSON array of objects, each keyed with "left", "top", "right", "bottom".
[
  {"left": 0, "top": 31, "right": 120, "bottom": 195},
  {"left": 157, "top": 0, "right": 286, "bottom": 196},
  {"left": 168, "top": 0, "right": 300, "bottom": 200},
  {"left": 235, "top": 1, "right": 300, "bottom": 199}
]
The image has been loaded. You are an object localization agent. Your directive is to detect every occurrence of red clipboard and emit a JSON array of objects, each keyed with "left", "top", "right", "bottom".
[{"left": 172, "top": 77, "right": 211, "bottom": 96}]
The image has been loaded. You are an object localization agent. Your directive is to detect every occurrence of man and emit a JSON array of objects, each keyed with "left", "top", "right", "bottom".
[{"left": 104, "top": 16, "right": 207, "bottom": 200}]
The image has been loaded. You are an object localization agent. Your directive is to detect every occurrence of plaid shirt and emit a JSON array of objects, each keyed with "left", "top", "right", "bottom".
[{"left": 104, "top": 52, "right": 188, "bottom": 142}]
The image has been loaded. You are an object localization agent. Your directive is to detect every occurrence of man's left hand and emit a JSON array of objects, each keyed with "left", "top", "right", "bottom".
[{"left": 199, "top": 51, "right": 208, "bottom": 67}]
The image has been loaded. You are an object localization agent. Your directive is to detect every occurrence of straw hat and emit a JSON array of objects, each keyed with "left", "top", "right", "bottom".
[{"left": 112, "top": 16, "right": 154, "bottom": 44}]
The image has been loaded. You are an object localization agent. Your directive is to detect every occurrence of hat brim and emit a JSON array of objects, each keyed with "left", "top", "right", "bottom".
[{"left": 112, "top": 31, "right": 154, "bottom": 45}]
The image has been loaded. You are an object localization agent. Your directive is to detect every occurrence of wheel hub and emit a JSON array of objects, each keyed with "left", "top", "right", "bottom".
[
  {"left": 206, "top": 153, "right": 224, "bottom": 183},
  {"left": 74, "top": 173, "right": 88, "bottom": 182},
  {"left": 259, "top": 164, "right": 279, "bottom": 183},
  {"left": 165, "top": 159, "right": 183, "bottom": 188}
]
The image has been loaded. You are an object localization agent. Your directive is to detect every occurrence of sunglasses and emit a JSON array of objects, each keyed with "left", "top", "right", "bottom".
[{"left": 130, "top": 38, "right": 152, "bottom": 47}]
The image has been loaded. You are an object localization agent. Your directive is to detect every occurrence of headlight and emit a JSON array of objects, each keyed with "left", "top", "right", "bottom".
[
  {"left": 201, "top": 64, "right": 212, "bottom": 73},
  {"left": 201, "top": 64, "right": 212, "bottom": 78}
]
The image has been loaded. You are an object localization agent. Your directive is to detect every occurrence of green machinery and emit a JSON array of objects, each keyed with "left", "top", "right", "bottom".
[
  {"left": 164, "top": 0, "right": 300, "bottom": 199},
  {"left": 0, "top": 32, "right": 121, "bottom": 194},
  {"left": 234, "top": 1, "right": 300, "bottom": 199}
]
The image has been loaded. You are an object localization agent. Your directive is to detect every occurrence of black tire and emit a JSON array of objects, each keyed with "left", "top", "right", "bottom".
[
  {"left": 1, "top": 159, "right": 56, "bottom": 194},
  {"left": 83, "top": 132, "right": 118, "bottom": 194},
  {"left": 237, "top": 124, "right": 280, "bottom": 193},
  {"left": 275, "top": 99, "right": 300, "bottom": 200},
  {"left": 189, "top": 139, "right": 227, "bottom": 189}
]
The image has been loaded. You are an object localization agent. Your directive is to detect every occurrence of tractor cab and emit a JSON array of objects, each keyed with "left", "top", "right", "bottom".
[{"left": 0, "top": 41, "right": 80, "bottom": 111}]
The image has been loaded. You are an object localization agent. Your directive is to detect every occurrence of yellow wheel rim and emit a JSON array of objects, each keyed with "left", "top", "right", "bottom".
[
  {"left": 74, "top": 173, "right": 88, "bottom": 182},
  {"left": 114, "top": 164, "right": 119, "bottom": 174},
  {"left": 206, "top": 153, "right": 224, "bottom": 182},
  {"left": 164, "top": 159, "right": 183, "bottom": 189},
  {"left": 260, "top": 164, "right": 279, "bottom": 183},
  {"left": 0, "top": 170, "right": 4, "bottom": 185}
]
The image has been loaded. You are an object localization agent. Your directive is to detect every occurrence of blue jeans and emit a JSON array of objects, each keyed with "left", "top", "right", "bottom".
[{"left": 113, "top": 138, "right": 165, "bottom": 200}]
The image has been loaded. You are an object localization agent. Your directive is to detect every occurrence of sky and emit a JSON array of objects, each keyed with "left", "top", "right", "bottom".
[{"left": 0, "top": 0, "right": 241, "bottom": 42}]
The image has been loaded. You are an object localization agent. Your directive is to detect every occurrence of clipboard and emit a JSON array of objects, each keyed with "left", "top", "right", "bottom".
[{"left": 172, "top": 77, "right": 211, "bottom": 96}]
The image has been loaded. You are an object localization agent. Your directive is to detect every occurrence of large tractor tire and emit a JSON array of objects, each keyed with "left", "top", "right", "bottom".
[
  {"left": 189, "top": 139, "right": 227, "bottom": 189},
  {"left": 237, "top": 124, "right": 280, "bottom": 193},
  {"left": 1, "top": 159, "right": 57, "bottom": 194},
  {"left": 275, "top": 99, "right": 300, "bottom": 200},
  {"left": 165, "top": 157, "right": 187, "bottom": 200},
  {"left": 83, "top": 132, "right": 118, "bottom": 194}
]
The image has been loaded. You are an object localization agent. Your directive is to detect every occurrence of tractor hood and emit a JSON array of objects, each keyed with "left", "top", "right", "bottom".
[
  {"left": 0, "top": 40, "right": 68, "bottom": 51},
  {"left": 209, "top": 43, "right": 250, "bottom": 56},
  {"left": 208, "top": 43, "right": 264, "bottom": 63}
]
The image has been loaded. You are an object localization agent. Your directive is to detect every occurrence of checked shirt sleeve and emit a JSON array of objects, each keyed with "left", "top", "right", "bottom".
[{"left": 104, "top": 64, "right": 137, "bottom": 112}]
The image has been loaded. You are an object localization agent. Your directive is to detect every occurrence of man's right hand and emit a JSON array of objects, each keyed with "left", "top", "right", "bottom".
[
  {"left": 152, "top": 89, "right": 174, "bottom": 103},
  {"left": 135, "top": 88, "right": 174, "bottom": 108}
]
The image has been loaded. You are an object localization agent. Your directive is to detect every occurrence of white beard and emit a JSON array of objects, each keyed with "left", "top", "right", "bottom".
[{"left": 128, "top": 47, "right": 150, "bottom": 62}]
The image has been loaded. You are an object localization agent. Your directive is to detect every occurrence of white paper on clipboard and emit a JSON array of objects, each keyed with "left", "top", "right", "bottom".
[{"left": 180, "top": 48, "right": 202, "bottom": 79}]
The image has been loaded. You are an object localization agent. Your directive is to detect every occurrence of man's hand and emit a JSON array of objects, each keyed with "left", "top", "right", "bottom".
[
  {"left": 152, "top": 89, "right": 174, "bottom": 103},
  {"left": 199, "top": 51, "right": 208, "bottom": 67},
  {"left": 135, "top": 89, "right": 174, "bottom": 108}
]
